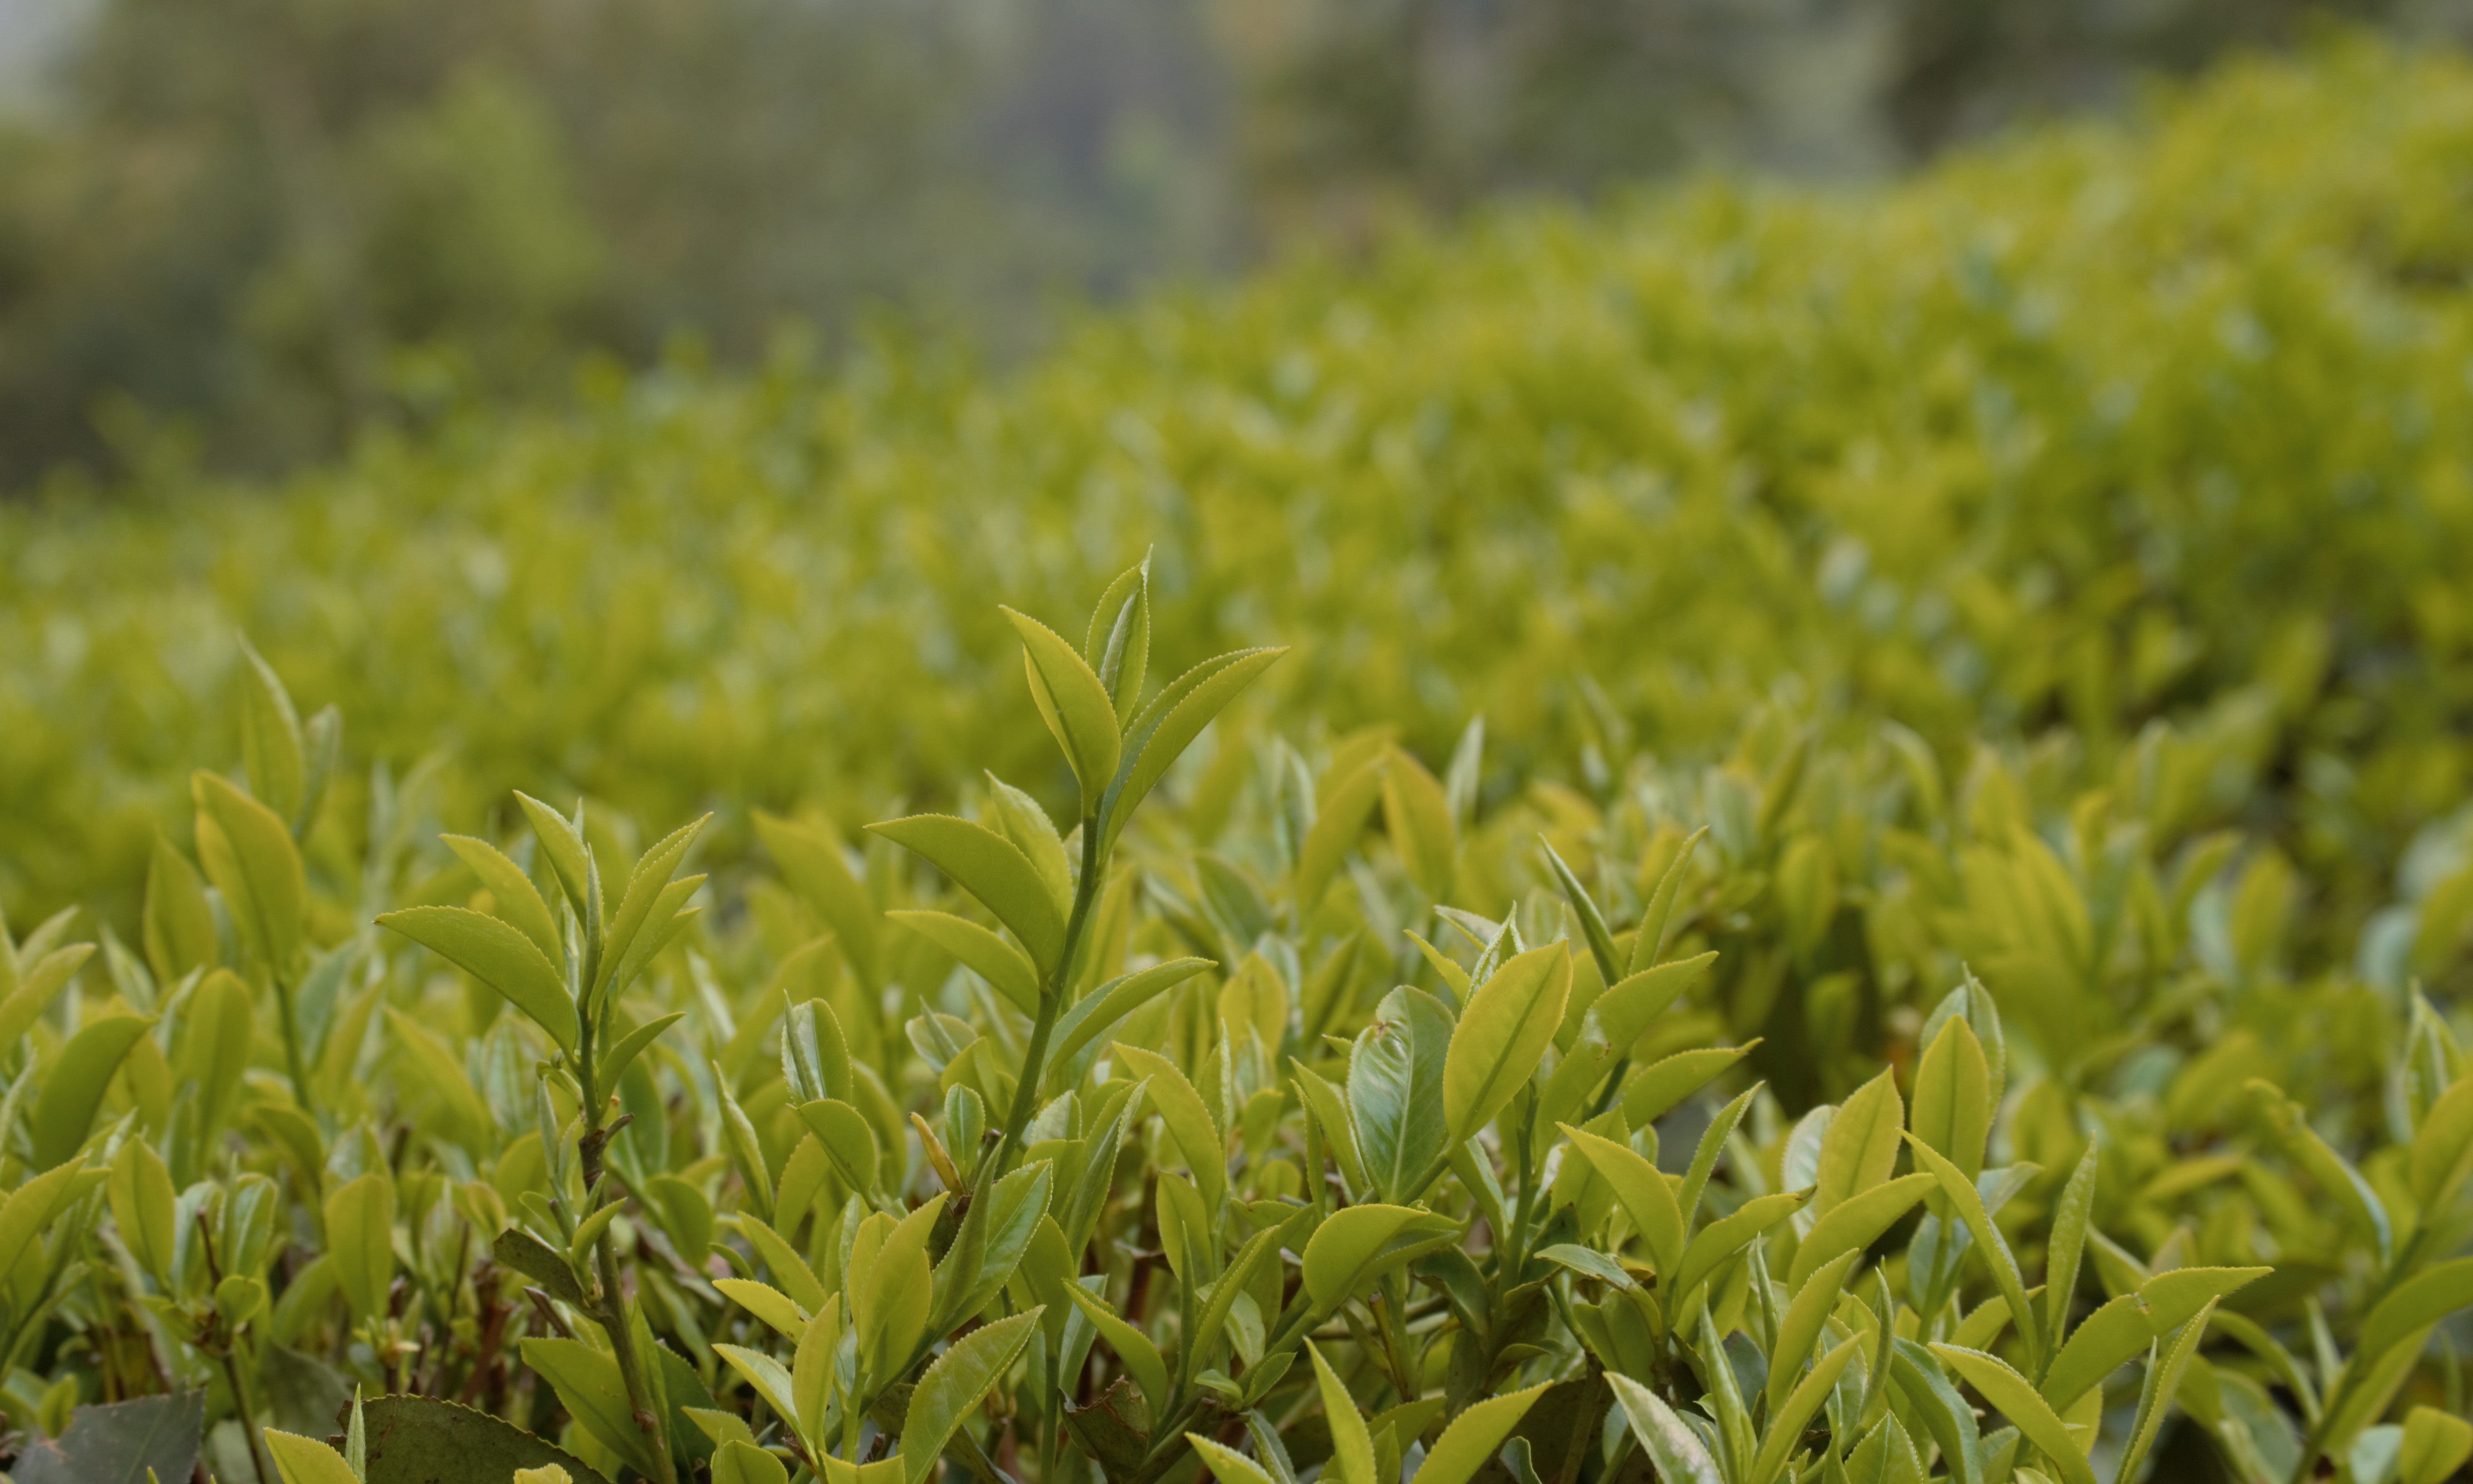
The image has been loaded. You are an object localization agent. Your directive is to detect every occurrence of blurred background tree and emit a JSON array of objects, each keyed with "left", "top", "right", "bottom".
[{"left": 0, "top": 0, "right": 2465, "bottom": 485}]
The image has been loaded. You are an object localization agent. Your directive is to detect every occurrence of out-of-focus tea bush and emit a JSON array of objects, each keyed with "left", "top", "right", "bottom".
[{"left": 11, "top": 39, "right": 2473, "bottom": 969}]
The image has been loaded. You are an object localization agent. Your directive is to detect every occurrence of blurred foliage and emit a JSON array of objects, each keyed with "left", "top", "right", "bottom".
[
  {"left": 6, "top": 0, "right": 2473, "bottom": 481},
  {"left": 0, "top": 0, "right": 1234, "bottom": 476},
  {"left": 13, "top": 41, "right": 2473, "bottom": 948}
]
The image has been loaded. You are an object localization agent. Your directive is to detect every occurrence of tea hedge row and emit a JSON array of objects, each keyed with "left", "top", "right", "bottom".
[
  {"left": 12, "top": 40, "right": 2473, "bottom": 956},
  {"left": 0, "top": 571, "right": 2466, "bottom": 1483}
]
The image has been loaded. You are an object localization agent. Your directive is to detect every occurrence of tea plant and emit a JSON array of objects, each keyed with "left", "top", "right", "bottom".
[{"left": 0, "top": 573, "right": 2463, "bottom": 1484}]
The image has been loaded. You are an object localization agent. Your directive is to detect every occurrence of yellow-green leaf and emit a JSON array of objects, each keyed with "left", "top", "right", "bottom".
[
  {"left": 1669, "top": 1190, "right": 1805, "bottom": 1303},
  {"left": 1908, "top": 1135, "right": 2040, "bottom": 1369},
  {"left": 738, "top": 1210, "right": 829, "bottom": 1315},
  {"left": 143, "top": 838, "right": 217, "bottom": 986},
  {"left": 2358, "top": 1256, "right": 2473, "bottom": 1368},
  {"left": 868, "top": 814, "right": 1067, "bottom": 971},
  {"left": 1929, "top": 1345, "right": 2096, "bottom": 1484},
  {"left": 713, "top": 1439, "right": 792, "bottom": 1484},
  {"left": 1051, "top": 957, "right": 1216, "bottom": 1066},
  {"left": 0, "top": 1164, "right": 95, "bottom": 1285},
  {"left": 325, "top": 1171, "right": 397, "bottom": 1324},
  {"left": 1813, "top": 1066, "right": 1903, "bottom": 1219},
  {"left": 850, "top": 1196, "right": 943, "bottom": 1383},
  {"left": 108, "top": 1139, "right": 178, "bottom": 1285},
  {"left": 1380, "top": 747, "right": 1457, "bottom": 900},
  {"left": 1190, "top": 1434, "right": 1279, "bottom": 1484},
  {"left": 2409, "top": 1077, "right": 2473, "bottom": 1214},
  {"left": 1750, "top": 1335, "right": 1863, "bottom": 1484},
  {"left": 716, "top": 1278, "right": 808, "bottom": 1338},
  {"left": 1444, "top": 944, "right": 1570, "bottom": 1143},
  {"left": 2401, "top": 1406, "right": 2473, "bottom": 1484},
  {"left": 902, "top": 1308, "right": 1042, "bottom": 1484},
  {"left": 32, "top": 1013, "right": 155, "bottom": 1170},
  {"left": 1608, "top": 1373, "right": 1724, "bottom": 1484},
  {"left": 1309, "top": 1343, "right": 1375, "bottom": 1484},
  {"left": 1911, "top": 1016, "right": 1991, "bottom": 1184},
  {"left": 754, "top": 812, "right": 882, "bottom": 990},
  {"left": 887, "top": 910, "right": 1040, "bottom": 1016},
  {"left": 1621, "top": 1043, "right": 1758, "bottom": 1126},
  {"left": 1005, "top": 606, "right": 1122, "bottom": 815},
  {"left": 193, "top": 770, "right": 305, "bottom": 971},
  {"left": 715, "top": 1341, "right": 800, "bottom": 1425},
  {"left": 1104, "top": 648, "right": 1287, "bottom": 850},
  {"left": 1295, "top": 756, "right": 1386, "bottom": 912},
  {"left": 1112, "top": 1042, "right": 1226, "bottom": 1211},
  {"left": 263, "top": 1429, "right": 359, "bottom": 1484},
  {"left": 1787, "top": 1172, "right": 1935, "bottom": 1288},
  {"left": 1409, "top": 1382, "right": 1549, "bottom": 1484},
  {"left": 1770, "top": 1250, "right": 1861, "bottom": 1411},
  {"left": 795, "top": 1098, "right": 880, "bottom": 1199},
  {"left": 1063, "top": 1282, "right": 1168, "bottom": 1415},
  {"left": 1300, "top": 1203, "right": 1457, "bottom": 1315},
  {"left": 376, "top": 905, "right": 575, "bottom": 1056},
  {"left": 793, "top": 1295, "right": 845, "bottom": 1449},
  {"left": 0, "top": 942, "right": 90, "bottom": 1051},
  {"left": 442, "top": 834, "right": 565, "bottom": 963},
  {"left": 1561, "top": 1123, "right": 1685, "bottom": 1278},
  {"left": 513, "top": 792, "right": 597, "bottom": 919},
  {"left": 525, "top": 1337, "right": 660, "bottom": 1478}
]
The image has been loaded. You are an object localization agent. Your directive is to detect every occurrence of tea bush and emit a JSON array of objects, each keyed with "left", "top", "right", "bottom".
[
  {"left": 0, "top": 568, "right": 2466, "bottom": 1484},
  {"left": 8, "top": 32, "right": 2473, "bottom": 1484},
  {"left": 14, "top": 38, "right": 2473, "bottom": 956}
]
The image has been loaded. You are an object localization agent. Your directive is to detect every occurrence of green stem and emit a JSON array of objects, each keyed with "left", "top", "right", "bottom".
[
  {"left": 272, "top": 969, "right": 313, "bottom": 1113},
  {"left": 218, "top": 1340, "right": 278, "bottom": 1484},
  {"left": 2282, "top": 1230, "right": 2432, "bottom": 1484},
  {"left": 1504, "top": 1119, "right": 1540, "bottom": 1280},
  {"left": 578, "top": 1028, "right": 675, "bottom": 1484},
  {"left": 593, "top": 1230, "right": 676, "bottom": 1484},
  {"left": 994, "top": 813, "right": 1105, "bottom": 1180},
  {"left": 1586, "top": 1054, "right": 1630, "bottom": 1121}
]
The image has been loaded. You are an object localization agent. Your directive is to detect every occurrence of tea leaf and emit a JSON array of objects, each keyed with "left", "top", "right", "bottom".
[
  {"left": 1787, "top": 1173, "right": 1933, "bottom": 1288},
  {"left": 869, "top": 815, "right": 1068, "bottom": 972},
  {"left": 1749, "top": 1335, "right": 1863, "bottom": 1484},
  {"left": 1348, "top": 986, "right": 1452, "bottom": 1204},
  {"left": 193, "top": 770, "right": 305, "bottom": 971},
  {"left": 442, "top": 835, "right": 565, "bottom": 963},
  {"left": 1928, "top": 1345, "right": 2096, "bottom": 1484},
  {"left": 32, "top": 1013, "right": 155, "bottom": 1169},
  {"left": 1443, "top": 944, "right": 1569, "bottom": 1143},
  {"left": 754, "top": 812, "right": 882, "bottom": 989},
  {"left": 1063, "top": 1282, "right": 1168, "bottom": 1414},
  {"left": 1190, "top": 1434, "right": 1279, "bottom": 1484},
  {"left": 1308, "top": 1345, "right": 1374, "bottom": 1484},
  {"left": 2357, "top": 1257, "right": 2473, "bottom": 1369},
  {"left": 1103, "top": 648, "right": 1286, "bottom": 849},
  {"left": 1300, "top": 1203, "right": 1457, "bottom": 1316},
  {"left": 1051, "top": 957, "right": 1215, "bottom": 1065},
  {"left": 1381, "top": 747, "right": 1458, "bottom": 899},
  {"left": 262, "top": 1429, "right": 359, "bottom": 1484},
  {"left": 1409, "top": 1382, "right": 1548, "bottom": 1484},
  {"left": 1112, "top": 1043, "right": 1226, "bottom": 1211},
  {"left": 1005, "top": 607, "right": 1123, "bottom": 815},
  {"left": 376, "top": 906, "right": 575, "bottom": 1055},
  {"left": 888, "top": 910, "right": 1041, "bottom": 1016},
  {"left": 325, "top": 1172, "right": 397, "bottom": 1325},
  {"left": 712, "top": 1440, "right": 791, "bottom": 1484},
  {"left": 1607, "top": 1374, "right": 1724, "bottom": 1484},
  {"left": 902, "top": 1308, "right": 1041, "bottom": 1484}
]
